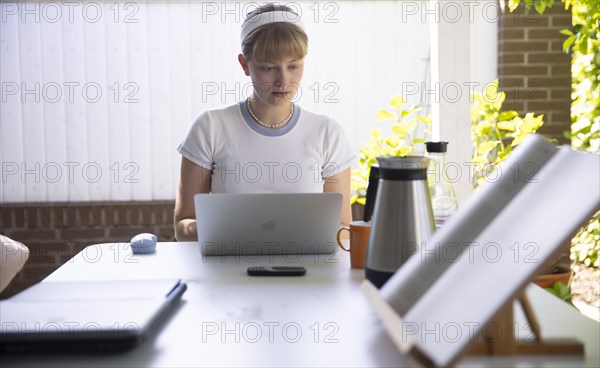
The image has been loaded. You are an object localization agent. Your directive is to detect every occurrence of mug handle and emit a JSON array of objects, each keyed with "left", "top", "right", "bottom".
[{"left": 336, "top": 227, "right": 351, "bottom": 252}]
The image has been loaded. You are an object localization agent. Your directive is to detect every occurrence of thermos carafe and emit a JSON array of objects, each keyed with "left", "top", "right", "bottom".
[{"left": 365, "top": 156, "right": 436, "bottom": 288}]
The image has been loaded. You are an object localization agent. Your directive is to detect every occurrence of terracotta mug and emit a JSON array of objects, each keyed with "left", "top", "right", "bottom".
[{"left": 336, "top": 221, "right": 371, "bottom": 269}]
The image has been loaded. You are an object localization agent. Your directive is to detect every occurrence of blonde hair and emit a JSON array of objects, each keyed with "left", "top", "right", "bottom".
[{"left": 241, "top": 4, "right": 308, "bottom": 62}]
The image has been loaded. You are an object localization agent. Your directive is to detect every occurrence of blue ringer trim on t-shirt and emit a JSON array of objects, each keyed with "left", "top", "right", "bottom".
[{"left": 238, "top": 100, "right": 301, "bottom": 137}]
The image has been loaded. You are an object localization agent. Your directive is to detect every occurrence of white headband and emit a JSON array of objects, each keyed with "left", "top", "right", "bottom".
[{"left": 240, "top": 10, "right": 305, "bottom": 45}]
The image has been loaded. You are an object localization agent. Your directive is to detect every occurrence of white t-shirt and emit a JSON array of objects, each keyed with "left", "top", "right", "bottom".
[{"left": 178, "top": 101, "right": 355, "bottom": 193}]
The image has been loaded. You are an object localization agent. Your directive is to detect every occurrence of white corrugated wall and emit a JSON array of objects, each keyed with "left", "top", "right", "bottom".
[{"left": 0, "top": 1, "right": 497, "bottom": 203}]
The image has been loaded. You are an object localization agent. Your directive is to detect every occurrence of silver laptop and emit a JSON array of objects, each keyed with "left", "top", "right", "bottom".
[
  {"left": 0, "top": 279, "right": 186, "bottom": 353},
  {"left": 195, "top": 192, "right": 342, "bottom": 256}
]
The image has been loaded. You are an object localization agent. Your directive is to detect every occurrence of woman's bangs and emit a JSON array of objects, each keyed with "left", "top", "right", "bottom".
[{"left": 252, "top": 24, "right": 307, "bottom": 62}]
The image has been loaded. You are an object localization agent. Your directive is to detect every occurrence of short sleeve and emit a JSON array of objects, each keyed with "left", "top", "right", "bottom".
[
  {"left": 177, "top": 112, "right": 215, "bottom": 170},
  {"left": 322, "top": 119, "right": 356, "bottom": 178}
]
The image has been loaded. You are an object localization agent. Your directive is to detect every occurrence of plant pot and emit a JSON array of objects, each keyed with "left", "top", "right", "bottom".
[{"left": 533, "top": 263, "right": 573, "bottom": 288}]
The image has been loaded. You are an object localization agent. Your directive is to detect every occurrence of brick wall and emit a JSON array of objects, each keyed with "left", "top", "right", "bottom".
[
  {"left": 498, "top": 4, "right": 572, "bottom": 143},
  {"left": 0, "top": 201, "right": 175, "bottom": 298}
]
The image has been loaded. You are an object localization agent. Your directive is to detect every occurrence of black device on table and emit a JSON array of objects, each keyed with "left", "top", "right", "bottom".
[{"left": 247, "top": 266, "right": 307, "bottom": 276}]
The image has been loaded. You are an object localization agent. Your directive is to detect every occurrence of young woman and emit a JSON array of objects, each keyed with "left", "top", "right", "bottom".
[{"left": 174, "top": 3, "right": 355, "bottom": 241}]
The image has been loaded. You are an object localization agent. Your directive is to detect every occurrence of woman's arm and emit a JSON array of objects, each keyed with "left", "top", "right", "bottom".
[
  {"left": 174, "top": 157, "right": 212, "bottom": 241},
  {"left": 323, "top": 167, "right": 352, "bottom": 228}
]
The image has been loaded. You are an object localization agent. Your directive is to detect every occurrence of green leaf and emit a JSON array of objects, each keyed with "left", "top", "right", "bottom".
[
  {"left": 356, "top": 197, "right": 366, "bottom": 206},
  {"left": 544, "top": 282, "right": 573, "bottom": 304},
  {"left": 511, "top": 134, "right": 529, "bottom": 147},
  {"left": 563, "top": 35, "right": 576, "bottom": 53},
  {"left": 375, "top": 109, "right": 395, "bottom": 121},
  {"left": 535, "top": 0, "right": 546, "bottom": 14},
  {"left": 475, "top": 121, "right": 493, "bottom": 136},
  {"left": 392, "top": 120, "right": 417, "bottom": 136},
  {"left": 385, "top": 136, "right": 400, "bottom": 148},
  {"left": 390, "top": 95, "right": 405, "bottom": 109},
  {"left": 508, "top": 0, "right": 521, "bottom": 12},
  {"left": 520, "top": 115, "right": 544, "bottom": 134},
  {"left": 412, "top": 138, "right": 426, "bottom": 144},
  {"left": 484, "top": 80, "right": 499, "bottom": 100},
  {"left": 391, "top": 124, "right": 408, "bottom": 136},
  {"left": 498, "top": 110, "right": 519, "bottom": 121},
  {"left": 416, "top": 115, "right": 431, "bottom": 125},
  {"left": 498, "top": 145, "right": 512, "bottom": 160},
  {"left": 370, "top": 128, "right": 383, "bottom": 140},
  {"left": 396, "top": 146, "right": 412, "bottom": 157},
  {"left": 497, "top": 121, "right": 516, "bottom": 131},
  {"left": 472, "top": 156, "right": 488, "bottom": 165},
  {"left": 559, "top": 29, "right": 573, "bottom": 36},
  {"left": 478, "top": 141, "right": 498, "bottom": 155},
  {"left": 579, "top": 35, "right": 589, "bottom": 55},
  {"left": 572, "top": 119, "right": 592, "bottom": 134},
  {"left": 400, "top": 105, "right": 419, "bottom": 118}
]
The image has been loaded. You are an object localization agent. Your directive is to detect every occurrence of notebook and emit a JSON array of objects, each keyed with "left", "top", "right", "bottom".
[
  {"left": 195, "top": 192, "right": 342, "bottom": 256},
  {"left": 0, "top": 279, "right": 187, "bottom": 353}
]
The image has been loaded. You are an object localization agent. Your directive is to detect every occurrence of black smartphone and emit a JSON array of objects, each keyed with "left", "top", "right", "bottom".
[{"left": 247, "top": 266, "right": 307, "bottom": 276}]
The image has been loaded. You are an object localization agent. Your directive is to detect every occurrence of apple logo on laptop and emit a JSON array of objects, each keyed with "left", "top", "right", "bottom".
[{"left": 262, "top": 220, "right": 277, "bottom": 231}]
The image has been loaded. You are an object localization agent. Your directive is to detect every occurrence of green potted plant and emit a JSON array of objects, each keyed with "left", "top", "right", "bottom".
[
  {"left": 350, "top": 95, "right": 431, "bottom": 219},
  {"left": 545, "top": 281, "right": 578, "bottom": 308}
]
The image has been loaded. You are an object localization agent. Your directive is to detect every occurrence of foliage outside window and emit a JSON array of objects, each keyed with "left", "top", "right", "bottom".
[
  {"left": 508, "top": 0, "right": 599, "bottom": 268},
  {"left": 470, "top": 80, "right": 544, "bottom": 187},
  {"left": 563, "top": 0, "right": 599, "bottom": 268}
]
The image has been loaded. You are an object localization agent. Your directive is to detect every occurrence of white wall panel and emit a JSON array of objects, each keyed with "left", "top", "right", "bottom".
[
  {"left": 18, "top": 18, "right": 45, "bottom": 202},
  {"left": 126, "top": 4, "right": 152, "bottom": 201},
  {"left": 167, "top": 2, "right": 192, "bottom": 199},
  {"left": 0, "top": 3, "right": 25, "bottom": 201},
  {"left": 147, "top": 3, "right": 173, "bottom": 200},
  {"left": 0, "top": 1, "right": 496, "bottom": 203},
  {"left": 84, "top": 9, "right": 111, "bottom": 202},
  {"left": 40, "top": 17, "right": 67, "bottom": 202},
  {"left": 62, "top": 13, "right": 88, "bottom": 201},
  {"left": 104, "top": 3, "right": 131, "bottom": 201}
]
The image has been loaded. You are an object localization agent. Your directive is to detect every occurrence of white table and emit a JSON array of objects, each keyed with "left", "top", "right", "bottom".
[{"left": 1, "top": 242, "right": 598, "bottom": 367}]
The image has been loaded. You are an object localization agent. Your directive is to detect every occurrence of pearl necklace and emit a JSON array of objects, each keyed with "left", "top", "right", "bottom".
[{"left": 246, "top": 98, "right": 293, "bottom": 129}]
